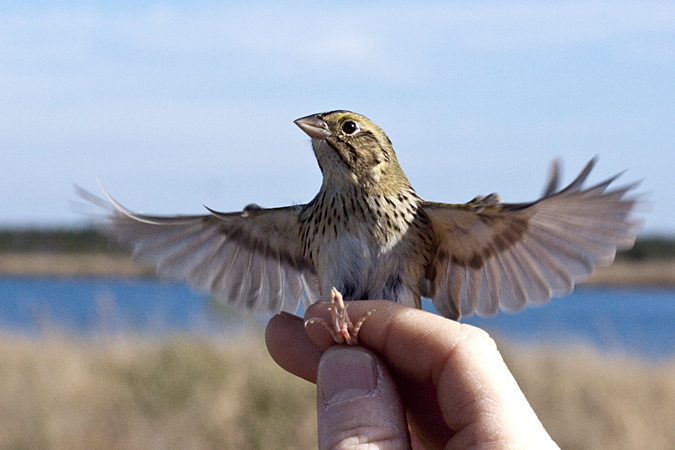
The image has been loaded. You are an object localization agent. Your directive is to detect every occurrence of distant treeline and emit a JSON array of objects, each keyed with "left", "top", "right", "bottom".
[
  {"left": 0, "top": 229, "right": 127, "bottom": 253},
  {"left": 0, "top": 228, "right": 674, "bottom": 260},
  {"left": 619, "top": 236, "right": 675, "bottom": 260}
]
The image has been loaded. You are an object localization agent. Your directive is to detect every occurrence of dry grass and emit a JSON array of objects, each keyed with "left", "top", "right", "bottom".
[
  {"left": 584, "top": 260, "right": 675, "bottom": 287},
  {"left": 0, "top": 332, "right": 316, "bottom": 450},
  {"left": 2, "top": 253, "right": 674, "bottom": 286},
  {"left": 0, "top": 253, "right": 154, "bottom": 278},
  {"left": 0, "top": 331, "right": 673, "bottom": 450},
  {"left": 502, "top": 344, "right": 675, "bottom": 450}
]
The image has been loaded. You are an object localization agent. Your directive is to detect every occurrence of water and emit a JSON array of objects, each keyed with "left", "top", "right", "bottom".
[
  {"left": 1, "top": 276, "right": 674, "bottom": 359},
  {"left": 458, "top": 287, "right": 675, "bottom": 359},
  {"left": 0, "top": 277, "right": 226, "bottom": 335}
]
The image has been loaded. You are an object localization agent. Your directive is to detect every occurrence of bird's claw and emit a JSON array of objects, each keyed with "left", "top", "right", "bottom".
[{"left": 305, "top": 287, "right": 373, "bottom": 346}]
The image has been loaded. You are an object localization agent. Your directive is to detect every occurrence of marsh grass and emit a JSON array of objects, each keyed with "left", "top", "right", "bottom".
[
  {"left": 502, "top": 344, "right": 675, "bottom": 450},
  {"left": 0, "top": 331, "right": 673, "bottom": 450},
  {"left": 0, "top": 332, "right": 316, "bottom": 450}
]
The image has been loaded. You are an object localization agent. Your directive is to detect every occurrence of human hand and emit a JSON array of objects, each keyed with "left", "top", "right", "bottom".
[{"left": 266, "top": 300, "right": 560, "bottom": 449}]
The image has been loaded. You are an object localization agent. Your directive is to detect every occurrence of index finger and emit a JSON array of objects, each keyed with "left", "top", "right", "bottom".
[{"left": 304, "top": 299, "right": 494, "bottom": 388}]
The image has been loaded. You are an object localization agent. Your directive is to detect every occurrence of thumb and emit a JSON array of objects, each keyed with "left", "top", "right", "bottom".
[{"left": 316, "top": 346, "right": 411, "bottom": 450}]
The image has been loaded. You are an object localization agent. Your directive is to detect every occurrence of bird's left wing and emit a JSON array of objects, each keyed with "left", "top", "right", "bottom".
[
  {"left": 79, "top": 187, "right": 320, "bottom": 314},
  {"left": 421, "top": 158, "right": 639, "bottom": 320}
]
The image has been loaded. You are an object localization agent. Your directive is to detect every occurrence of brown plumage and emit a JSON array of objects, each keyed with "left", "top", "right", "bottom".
[{"left": 89, "top": 110, "right": 639, "bottom": 320}]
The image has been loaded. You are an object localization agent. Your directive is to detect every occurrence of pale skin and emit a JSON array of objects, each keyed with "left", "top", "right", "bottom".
[{"left": 265, "top": 300, "right": 560, "bottom": 450}]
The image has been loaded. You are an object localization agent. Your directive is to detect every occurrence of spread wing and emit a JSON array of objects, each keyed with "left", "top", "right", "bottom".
[
  {"left": 422, "top": 158, "right": 639, "bottom": 320},
  {"left": 78, "top": 187, "right": 320, "bottom": 314}
]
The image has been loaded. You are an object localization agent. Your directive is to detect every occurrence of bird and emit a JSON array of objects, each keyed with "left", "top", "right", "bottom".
[{"left": 86, "top": 110, "right": 639, "bottom": 343}]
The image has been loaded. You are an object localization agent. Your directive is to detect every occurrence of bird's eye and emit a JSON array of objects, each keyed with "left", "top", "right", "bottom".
[{"left": 341, "top": 120, "right": 359, "bottom": 135}]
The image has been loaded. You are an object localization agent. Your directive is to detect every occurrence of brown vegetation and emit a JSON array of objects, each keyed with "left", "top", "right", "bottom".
[
  {"left": 0, "top": 331, "right": 673, "bottom": 450},
  {"left": 584, "top": 260, "right": 675, "bottom": 286},
  {"left": 0, "top": 332, "right": 316, "bottom": 450},
  {"left": 0, "top": 253, "right": 155, "bottom": 278},
  {"left": 502, "top": 344, "right": 675, "bottom": 450},
  {"left": 2, "top": 253, "right": 675, "bottom": 286}
]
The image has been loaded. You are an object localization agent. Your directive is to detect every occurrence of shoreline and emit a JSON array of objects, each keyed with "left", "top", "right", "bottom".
[
  {"left": 0, "top": 253, "right": 155, "bottom": 278},
  {"left": 1, "top": 252, "right": 674, "bottom": 286}
]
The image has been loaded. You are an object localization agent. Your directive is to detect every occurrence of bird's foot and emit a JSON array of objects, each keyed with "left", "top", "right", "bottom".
[{"left": 305, "top": 287, "right": 373, "bottom": 346}]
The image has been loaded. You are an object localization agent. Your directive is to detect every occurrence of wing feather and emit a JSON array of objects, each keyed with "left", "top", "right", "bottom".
[
  {"left": 464, "top": 266, "right": 482, "bottom": 314},
  {"left": 81, "top": 188, "right": 319, "bottom": 315},
  {"left": 264, "top": 248, "right": 283, "bottom": 312},
  {"left": 476, "top": 258, "right": 501, "bottom": 316},
  {"left": 424, "top": 158, "right": 639, "bottom": 319},
  {"left": 495, "top": 248, "right": 528, "bottom": 311},
  {"left": 507, "top": 241, "right": 551, "bottom": 306}
]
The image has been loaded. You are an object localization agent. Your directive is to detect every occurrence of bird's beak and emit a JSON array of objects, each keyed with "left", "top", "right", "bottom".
[{"left": 294, "top": 114, "right": 332, "bottom": 139}]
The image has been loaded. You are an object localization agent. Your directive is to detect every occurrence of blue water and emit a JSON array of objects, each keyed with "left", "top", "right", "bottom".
[
  {"left": 0, "top": 277, "right": 222, "bottom": 334},
  {"left": 458, "top": 287, "right": 675, "bottom": 359},
  {"left": 1, "top": 276, "right": 674, "bottom": 359}
]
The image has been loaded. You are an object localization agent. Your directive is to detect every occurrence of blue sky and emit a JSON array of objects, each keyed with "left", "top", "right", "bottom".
[{"left": 1, "top": 1, "right": 673, "bottom": 234}]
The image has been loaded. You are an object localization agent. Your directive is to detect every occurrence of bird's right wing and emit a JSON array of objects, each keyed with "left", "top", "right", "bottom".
[{"left": 77, "top": 187, "right": 320, "bottom": 314}]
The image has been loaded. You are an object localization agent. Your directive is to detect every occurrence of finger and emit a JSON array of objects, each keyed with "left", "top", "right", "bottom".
[
  {"left": 265, "top": 311, "right": 323, "bottom": 383},
  {"left": 305, "top": 301, "right": 457, "bottom": 447},
  {"left": 304, "top": 300, "right": 464, "bottom": 385},
  {"left": 304, "top": 300, "right": 546, "bottom": 447},
  {"left": 317, "top": 346, "right": 410, "bottom": 450}
]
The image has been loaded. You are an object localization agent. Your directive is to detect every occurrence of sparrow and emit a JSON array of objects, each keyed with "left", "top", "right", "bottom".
[{"left": 90, "top": 110, "right": 638, "bottom": 343}]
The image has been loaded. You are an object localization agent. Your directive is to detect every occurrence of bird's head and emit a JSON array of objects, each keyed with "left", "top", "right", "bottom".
[{"left": 295, "top": 111, "right": 409, "bottom": 191}]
